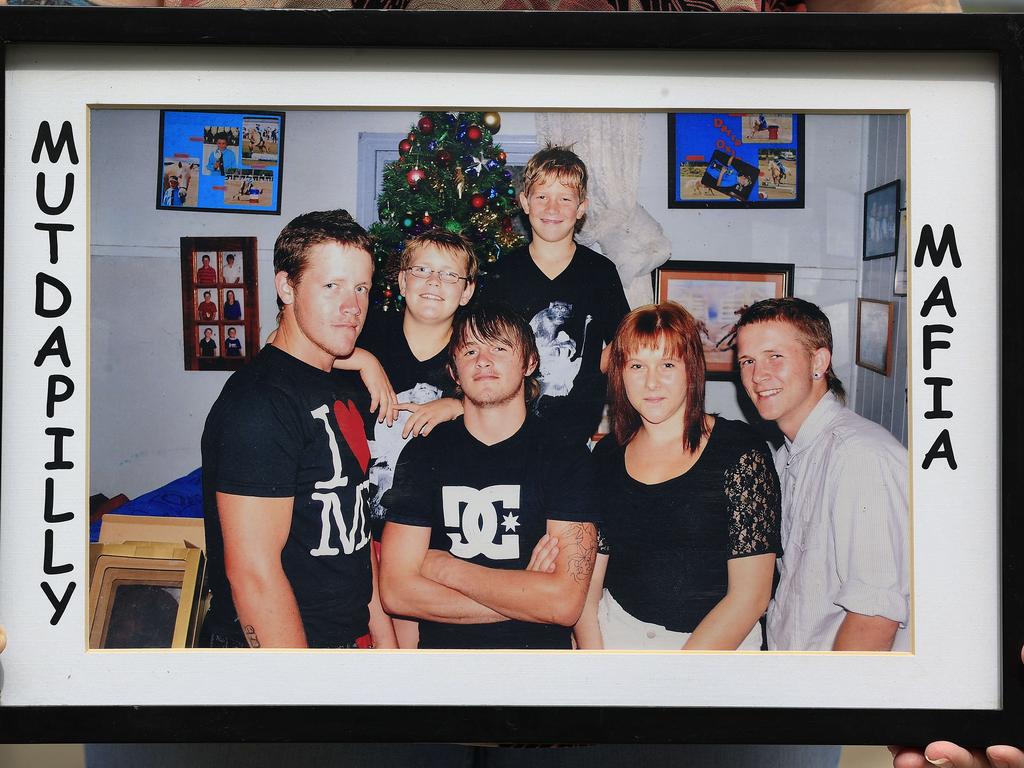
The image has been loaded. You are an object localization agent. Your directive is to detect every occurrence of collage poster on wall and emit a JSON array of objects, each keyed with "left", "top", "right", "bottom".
[
  {"left": 157, "top": 109, "right": 285, "bottom": 214},
  {"left": 669, "top": 112, "right": 804, "bottom": 209}
]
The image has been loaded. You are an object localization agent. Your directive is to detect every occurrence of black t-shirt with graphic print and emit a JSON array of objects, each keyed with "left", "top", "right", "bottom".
[
  {"left": 481, "top": 243, "right": 630, "bottom": 447},
  {"left": 201, "top": 344, "right": 374, "bottom": 648},
  {"left": 592, "top": 417, "right": 782, "bottom": 633},
  {"left": 358, "top": 307, "right": 459, "bottom": 540},
  {"left": 383, "top": 416, "right": 600, "bottom": 649}
]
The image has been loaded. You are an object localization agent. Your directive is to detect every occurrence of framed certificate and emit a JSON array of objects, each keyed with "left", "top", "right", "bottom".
[{"left": 0, "top": 9, "right": 1020, "bottom": 748}]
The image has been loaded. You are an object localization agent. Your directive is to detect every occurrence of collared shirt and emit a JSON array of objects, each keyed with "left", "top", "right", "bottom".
[{"left": 766, "top": 392, "right": 910, "bottom": 651}]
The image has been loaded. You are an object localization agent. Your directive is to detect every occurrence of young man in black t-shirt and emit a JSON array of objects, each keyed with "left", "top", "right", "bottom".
[
  {"left": 379, "top": 302, "right": 600, "bottom": 649},
  {"left": 480, "top": 145, "right": 631, "bottom": 447},
  {"left": 200, "top": 209, "right": 397, "bottom": 650}
]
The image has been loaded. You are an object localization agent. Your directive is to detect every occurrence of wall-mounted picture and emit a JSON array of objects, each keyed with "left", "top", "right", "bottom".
[
  {"left": 654, "top": 260, "right": 794, "bottom": 379},
  {"left": 894, "top": 209, "right": 908, "bottom": 296},
  {"left": 856, "top": 298, "right": 895, "bottom": 376},
  {"left": 864, "top": 179, "right": 901, "bottom": 260},
  {"left": 158, "top": 110, "right": 284, "bottom": 214},
  {"left": 669, "top": 112, "right": 804, "bottom": 208},
  {"left": 181, "top": 237, "right": 259, "bottom": 371}
]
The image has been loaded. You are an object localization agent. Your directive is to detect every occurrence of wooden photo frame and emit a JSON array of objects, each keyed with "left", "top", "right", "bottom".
[
  {"left": 88, "top": 542, "right": 207, "bottom": 650},
  {"left": 181, "top": 236, "right": 259, "bottom": 370},
  {"left": 0, "top": 9, "right": 1021, "bottom": 748},
  {"left": 856, "top": 297, "right": 895, "bottom": 376},
  {"left": 653, "top": 260, "right": 794, "bottom": 379}
]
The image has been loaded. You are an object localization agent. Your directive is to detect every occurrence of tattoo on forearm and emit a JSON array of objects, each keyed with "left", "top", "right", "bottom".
[
  {"left": 243, "top": 624, "right": 262, "bottom": 648},
  {"left": 564, "top": 523, "right": 597, "bottom": 584}
]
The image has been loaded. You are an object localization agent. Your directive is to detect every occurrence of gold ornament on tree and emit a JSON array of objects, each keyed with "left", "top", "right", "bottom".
[
  {"left": 482, "top": 112, "right": 501, "bottom": 133},
  {"left": 454, "top": 167, "right": 465, "bottom": 199},
  {"left": 470, "top": 210, "right": 499, "bottom": 231},
  {"left": 496, "top": 229, "right": 521, "bottom": 250}
]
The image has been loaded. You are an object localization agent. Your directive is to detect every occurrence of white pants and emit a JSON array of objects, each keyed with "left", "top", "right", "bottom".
[{"left": 597, "top": 589, "right": 764, "bottom": 651}]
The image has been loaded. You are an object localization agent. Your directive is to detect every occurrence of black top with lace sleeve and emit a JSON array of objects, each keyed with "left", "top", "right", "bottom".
[{"left": 592, "top": 417, "right": 782, "bottom": 633}]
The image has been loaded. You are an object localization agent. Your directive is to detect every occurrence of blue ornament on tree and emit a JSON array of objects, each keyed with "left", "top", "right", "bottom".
[
  {"left": 488, "top": 188, "right": 499, "bottom": 200},
  {"left": 486, "top": 159, "right": 500, "bottom": 171},
  {"left": 502, "top": 170, "right": 513, "bottom": 181}
]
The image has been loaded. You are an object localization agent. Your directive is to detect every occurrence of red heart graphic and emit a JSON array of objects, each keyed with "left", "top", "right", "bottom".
[{"left": 333, "top": 399, "right": 370, "bottom": 474}]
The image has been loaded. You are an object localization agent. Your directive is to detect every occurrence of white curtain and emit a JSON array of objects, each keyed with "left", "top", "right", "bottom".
[{"left": 535, "top": 112, "right": 672, "bottom": 308}]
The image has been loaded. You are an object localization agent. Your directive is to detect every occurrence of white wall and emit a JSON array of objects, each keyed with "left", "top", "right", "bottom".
[{"left": 90, "top": 109, "right": 872, "bottom": 497}]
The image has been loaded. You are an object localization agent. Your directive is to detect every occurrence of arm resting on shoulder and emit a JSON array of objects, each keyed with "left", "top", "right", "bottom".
[
  {"left": 832, "top": 611, "right": 899, "bottom": 651},
  {"left": 379, "top": 522, "right": 506, "bottom": 624},
  {"left": 683, "top": 553, "right": 775, "bottom": 651},
  {"left": 332, "top": 347, "right": 398, "bottom": 425},
  {"left": 573, "top": 552, "right": 608, "bottom": 649},
  {"left": 218, "top": 492, "right": 307, "bottom": 648},
  {"left": 425, "top": 520, "right": 597, "bottom": 627}
]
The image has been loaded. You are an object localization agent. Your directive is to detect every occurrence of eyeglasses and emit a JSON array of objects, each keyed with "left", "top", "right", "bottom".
[{"left": 404, "top": 265, "right": 468, "bottom": 284}]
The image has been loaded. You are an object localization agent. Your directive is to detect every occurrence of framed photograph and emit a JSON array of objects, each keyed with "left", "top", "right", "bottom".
[
  {"left": 856, "top": 298, "right": 895, "bottom": 376},
  {"left": 158, "top": 110, "right": 285, "bottom": 214},
  {"left": 668, "top": 112, "right": 805, "bottom": 208},
  {"left": 180, "top": 236, "right": 259, "bottom": 371},
  {"left": 864, "top": 179, "right": 901, "bottom": 260},
  {"left": 654, "top": 261, "right": 794, "bottom": 380},
  {"left": 894, "top": 209, "right": 909, "bottom": 296},
  {"left": 0, "top": 10, "right": 1020, "bottom": 748},
  {"left": 88, "top": 542, "right": 207, "bottom": 650}
]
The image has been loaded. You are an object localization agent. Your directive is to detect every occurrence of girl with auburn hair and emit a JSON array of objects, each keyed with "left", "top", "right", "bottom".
[{"left": 574, "top": 302, "right": 782, "bottom": 650}]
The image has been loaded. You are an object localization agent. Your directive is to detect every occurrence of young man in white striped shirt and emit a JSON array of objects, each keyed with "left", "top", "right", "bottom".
[{"left": 736, "top": 297, "right": 909, "bottom": 651}]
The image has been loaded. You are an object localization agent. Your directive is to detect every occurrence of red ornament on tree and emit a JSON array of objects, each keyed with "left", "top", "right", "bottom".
[
  {"left": 466, "top": 125, "right": 482, "bottom": 143},
  {"left": 470, "top": 193, "right": 486, "bottom": 209},
  {"left": 501, "top": 216, "right": 513, "bottom": 232},
  {"left": 497, "top": 151, "right": 507, "bottom": 164},
  {"left": 408, "top": 132, "right": 416, "bottom": 141},
  {"left": 406, "top": 167, "right": 427, "bottom": 187},
  {"left": 417, "top": 116, "right": 435, "bottom": 135},
  {"left": 398, "top": 139, "right": 412, "bottom": 155},
  {"left": 436, "top": 149, "right": 452, "bottom": 165},
  {"left": 422, "top": 212, "right": 433, "bottom": 226}
]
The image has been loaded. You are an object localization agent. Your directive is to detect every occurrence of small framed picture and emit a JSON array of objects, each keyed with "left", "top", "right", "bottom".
[
  {"left": 158, "top": 110, "right": 284, "bottom": 214},
  {"left": 894, "top": 210, "right": 909, "bottom": 296},
  {"left": 864, "top": 180, "right": 901, "bottom": 260},
  {"left": 856, "top": 298, "right": 895, "bottom": 376},
  {"left": 668, "top": 112, "right": 804, "bottom": 208},
  {"left": 180, "top": 237, "right": 259, "bottom": 371},
  {"left": 653, "top": 260, "right": 794, "bottom": 379}
]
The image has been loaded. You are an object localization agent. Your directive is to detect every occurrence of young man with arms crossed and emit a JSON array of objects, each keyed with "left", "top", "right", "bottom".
[
  {"left": 736, "top": 297, "right": 909, "bottom": 651},
  {"left": 335, "top": 229, "right": 477, "bottom": 648},
  {"left": 379, "top": 301, "right": 600, "bottom": 649},
  {"left": 200, "top": 209, "right": 396, "bottom": 649}
]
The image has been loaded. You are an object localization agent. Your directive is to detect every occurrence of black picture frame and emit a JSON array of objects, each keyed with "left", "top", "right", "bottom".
[
  {"left": 0, "top": 9, "right": 1021, "bottom": 750},
  {"left": 863, "top": 179, "right": 901, "bottom": 260},
  {"left": 652, "top": 260, "right": 795, "bottom": 380},
  {"left": 667, "top": 113, "right": 806, "bottom": 209},
  {"left": 157, "top": 109, "right": 285, "bottom": 215}
]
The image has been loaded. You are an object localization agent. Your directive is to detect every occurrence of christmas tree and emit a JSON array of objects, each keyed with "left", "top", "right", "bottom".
[{"left": 369, "top": 111, "right": 526, "bottom": 310}]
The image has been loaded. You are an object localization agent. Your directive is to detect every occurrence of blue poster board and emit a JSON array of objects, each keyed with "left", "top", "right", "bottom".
[
  {"left": 668, "top": 112, "right": 803, "bottom": 209},
  {"left": 158, "top": 110, "right": 285, "bottom": 214}
]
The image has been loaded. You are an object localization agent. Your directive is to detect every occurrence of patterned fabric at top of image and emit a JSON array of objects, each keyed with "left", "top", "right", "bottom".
[{"left": 57, "top": 0, "right": 806, "bottom": 10}]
